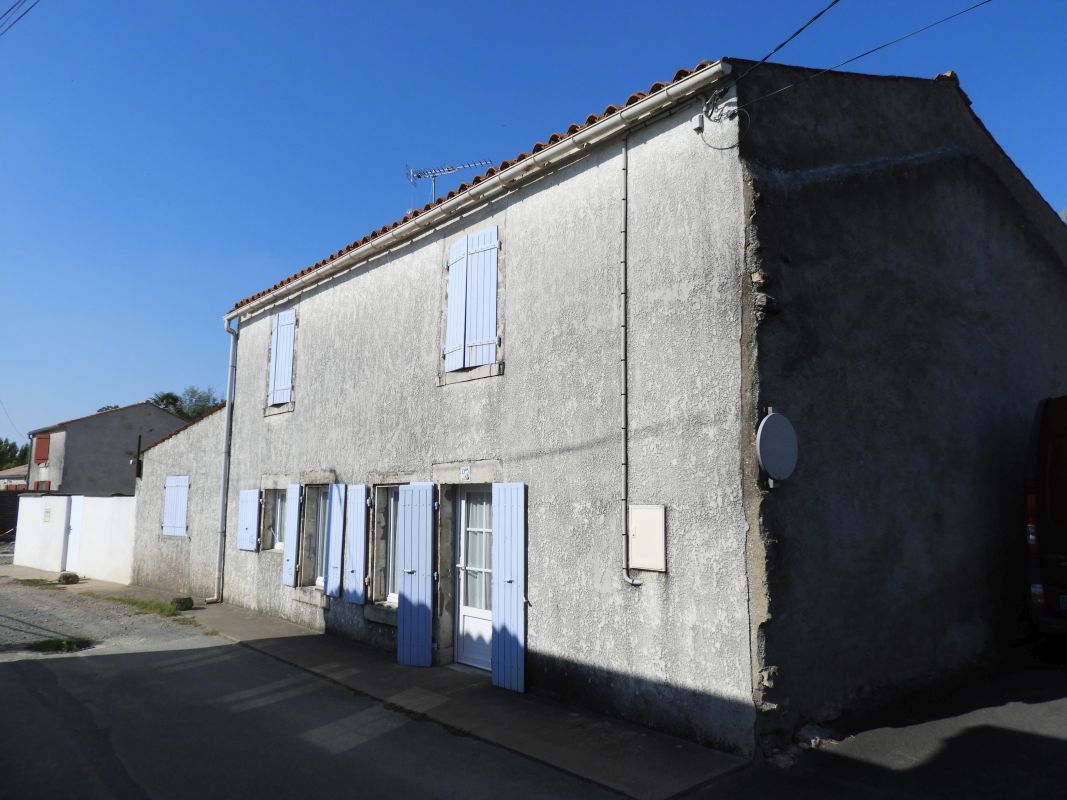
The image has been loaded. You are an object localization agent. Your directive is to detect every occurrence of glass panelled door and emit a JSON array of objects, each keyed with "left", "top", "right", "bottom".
[{"left": 456, "top": 488, "right": 493, "bottom": 670}]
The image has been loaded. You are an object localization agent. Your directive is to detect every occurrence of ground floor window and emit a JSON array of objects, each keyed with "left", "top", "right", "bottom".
[
  {"left": 301, "top": 484, "right": 329, "bottom": 587},
  {"left": 261, "top": 488, "right": 288, "bottom": 550},
  {"left": 371, "top": 485, "right": 402, "bottom": 603}
]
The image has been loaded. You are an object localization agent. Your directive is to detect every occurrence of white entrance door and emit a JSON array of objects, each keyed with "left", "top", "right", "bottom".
[
  {"left": 455, "top": 488, "right": 493, "bottom": 670},
  {"left": 64, "top": 495, "right": 84, "bottom": 572}
]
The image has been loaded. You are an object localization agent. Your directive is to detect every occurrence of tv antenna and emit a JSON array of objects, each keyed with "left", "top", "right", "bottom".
[{"left": 407, "top": 160, "right": 493, "bottom": 203}]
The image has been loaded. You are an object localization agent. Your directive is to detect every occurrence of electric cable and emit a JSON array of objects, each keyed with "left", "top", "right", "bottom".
[
  {"left": 0, "top": 396, "right": 23, "bottom": 439},
  {"left": 736, "top": 0, "right": 995, "bottom": 112},
  {"left": 0, "top": 0, "right": 28, "bottom": 27},
  {"left": 0, "top": 0, "right": 39, "bottom": 39}
]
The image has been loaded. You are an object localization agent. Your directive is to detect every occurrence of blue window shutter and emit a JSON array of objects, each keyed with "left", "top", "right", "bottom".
[
  {"left": 162, "top": 476, "right": 189, "bottom": 536},
  {"left": 464, "top": 226, "right": 498, "bottom": 368},
  {"left": 324, "top": 483, "right": 345, "bottom": 597},
  {"left": 269, "top": 309, "right": 296, "bottom": 404},
  {"left": 344, "top": 484, "right": 368, "bottom": 604},
  {"left": 281, "top": 483, "right": 301, "bottom": 587},
  {"left": 491, "top": 482, "right": 526, "bottom": 692},
  {"left": 237, "top": 489, "right": 261, "bottom": 551},
  {"left": 397, "top": 482, "right": 434, "bottom": 666},
  {"left": 443, "top": 238, "right": 468, "bottom": 373}
]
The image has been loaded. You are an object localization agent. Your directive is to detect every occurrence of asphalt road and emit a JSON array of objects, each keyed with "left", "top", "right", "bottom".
[
  {"left": 0, "top": 580, "right": 616, "bottom": 800},
  {"left": 692, "top": 636, "right": 1067, "bottom": 799}
]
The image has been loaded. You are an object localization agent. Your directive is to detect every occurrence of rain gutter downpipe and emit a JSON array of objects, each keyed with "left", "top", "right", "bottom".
[
  {"left": 620, "top": 137, "right": 641, "bottom": 588},
  {"left": 207, "top": 318, "right": 239, "bottom": 604}
]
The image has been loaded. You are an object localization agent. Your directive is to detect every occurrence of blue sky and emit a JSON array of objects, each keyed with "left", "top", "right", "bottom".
[{"left": 1, "top": 0, "right": 1064, "bottom": 439}]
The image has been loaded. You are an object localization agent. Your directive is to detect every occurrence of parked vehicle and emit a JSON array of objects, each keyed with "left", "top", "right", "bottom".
[{"left": 1025, "top": 396, "right": 1067, "bottom": 635}]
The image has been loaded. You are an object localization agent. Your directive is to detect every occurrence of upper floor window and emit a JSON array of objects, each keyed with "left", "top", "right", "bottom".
[
  {"left": 33, "top": 434, "right": 50, "bottom": 464},
  {"left": 444, "top": 226, "right": 499, "bottom": 372},
  {"left": 268, "top": 309, "right": 296, "bottom": 406}
]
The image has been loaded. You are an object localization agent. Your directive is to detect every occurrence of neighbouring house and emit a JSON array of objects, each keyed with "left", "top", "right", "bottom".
[
  {"left": 132, "top": 58, "right": 1067, "bottom": 755},
  {"left": 0, "top": 464, "right": 27, "bottom": 491},
  {"left": 27, "top": 402, "right": 187, "bottom": 496}
]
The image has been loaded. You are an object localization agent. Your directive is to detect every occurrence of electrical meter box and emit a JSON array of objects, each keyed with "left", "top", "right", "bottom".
[{"left": 628, "top": 504, "right": 666, "bottom": 572}]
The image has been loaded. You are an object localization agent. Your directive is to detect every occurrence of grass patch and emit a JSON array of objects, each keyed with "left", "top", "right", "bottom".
[
  {"left": 14, "top": 578, "right": 64, "bottom": 590},
  {"left": 29, "top": 638, "right": 93, "bottom": 653},
  {"left": 85, "top": 593, "right": 181, "bottom": 618},
  {"left": 172, "top": 616, "right": 200, "bottom": 626}
]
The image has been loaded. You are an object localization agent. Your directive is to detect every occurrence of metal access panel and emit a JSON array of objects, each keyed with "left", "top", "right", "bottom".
[{"left": 628, "top": 505, "right": 666, "bottom": 572}]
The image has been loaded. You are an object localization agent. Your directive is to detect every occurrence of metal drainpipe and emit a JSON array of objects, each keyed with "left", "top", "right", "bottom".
[
  {"left": 207, "top": 318, "right": 239, "bottom": 604},
  {"left": 620, "top": 137, "right": 642, "bottom": 588}
]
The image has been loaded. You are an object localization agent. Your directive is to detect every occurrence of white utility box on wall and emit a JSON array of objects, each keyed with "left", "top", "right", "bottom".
[{"left": 628, "top": 504, "right": 666, "bottom": 571}]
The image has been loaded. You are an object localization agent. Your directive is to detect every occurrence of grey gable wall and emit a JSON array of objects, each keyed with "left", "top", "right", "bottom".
[
  {"left": 46, "top": 404, "right": 187, "bottom": 496},
  {"left": 134, "top": 409, "right": 225, "bottom": 600},
  {"left": 223, "top": 96, "right": 756, "bottom": 752},
  {"left": 737, "top": 62, "right": 1067, "bottom": 739}
]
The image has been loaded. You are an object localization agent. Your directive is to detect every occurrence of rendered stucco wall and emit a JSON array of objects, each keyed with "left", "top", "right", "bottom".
[
  {"left": 223, "top": 97, "right": 755, "bottom": 751},
  {"left": 14, "top": 495, "right": 71, "bottom": 572},
  {"left": 76, "top": 497, "right": 136, "bottom": 585},
  {"left": 736, "top": 63, "right": 1067, "bottom": 738},
  {"left": 133, "top": 410, "right": 225, "bottom": 600}
]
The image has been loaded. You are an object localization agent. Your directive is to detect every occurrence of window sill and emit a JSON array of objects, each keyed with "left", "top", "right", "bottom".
[
  {"left": 364, "top": 601, "right": 398, "bottom": 627},
  {"left": 291, "top": 585, "right": 326, "bottom": 607},
  {"left": 159, "top": 533, "right": 188, "bottom": 540},
  {"left": 264, "top": 401, "right": 295, "bottom": 417},
  {"left": 438, "top": 361, "right": 504, "bottom": 386}
]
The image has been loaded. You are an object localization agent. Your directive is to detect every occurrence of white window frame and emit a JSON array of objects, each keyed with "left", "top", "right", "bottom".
[
  {"left": 260, "top": 488, "right": 288, "bottom": 551},
  {"left": 370, "top": 485, "right": 403, "bottom": 605},
  {"left": 300, "top": 484, "right": 329, "bottom": 588}
]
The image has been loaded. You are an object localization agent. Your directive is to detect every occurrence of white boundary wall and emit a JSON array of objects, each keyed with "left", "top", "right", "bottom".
[{"left": 14, "top": 495, "right": 136, "bottom": 583}]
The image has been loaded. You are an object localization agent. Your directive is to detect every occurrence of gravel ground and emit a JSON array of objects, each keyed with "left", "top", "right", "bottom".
[
  {"left": 0, "top": 540, "right": 13, "bottom": 565},
  {"left": 0, "top": 573, "right": 209, "bottom": 658}
]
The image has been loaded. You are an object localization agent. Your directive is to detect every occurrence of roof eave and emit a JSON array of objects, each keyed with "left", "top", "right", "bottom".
[{"left": 227, "top": 59, "right": 732, "bottom": 322}]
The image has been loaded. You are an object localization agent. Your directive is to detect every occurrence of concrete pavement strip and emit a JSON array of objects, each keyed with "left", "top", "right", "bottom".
[{"left": 0, "top": 565, "right": 745, "bottom": 800}]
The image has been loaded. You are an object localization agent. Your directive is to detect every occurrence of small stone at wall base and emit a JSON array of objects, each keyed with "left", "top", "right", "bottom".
[
  {"left": 171, "top": 596, "right": 194, "bottom": 611},
  {"left": 58, "top": 572, "right": 79, "bottom": 585}
]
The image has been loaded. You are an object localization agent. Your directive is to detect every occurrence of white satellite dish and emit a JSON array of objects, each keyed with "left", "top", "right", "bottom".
[{"left": 756, "top": 411, "right": 798, "bottom": 481}]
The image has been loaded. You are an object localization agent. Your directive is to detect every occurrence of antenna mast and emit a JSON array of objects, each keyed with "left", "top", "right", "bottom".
[{"left": 407, "top": 160, "right": 493, "bottom": 203}]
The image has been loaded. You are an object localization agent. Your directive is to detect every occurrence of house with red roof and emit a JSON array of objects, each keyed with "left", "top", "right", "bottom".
[{"left": 133, "top": 58, "right": 1067, "bottom": 755}]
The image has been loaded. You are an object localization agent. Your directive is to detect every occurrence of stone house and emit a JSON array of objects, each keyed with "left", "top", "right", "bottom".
[{"left": 132, "top": 58, "right": 1067, "bottom": 755}]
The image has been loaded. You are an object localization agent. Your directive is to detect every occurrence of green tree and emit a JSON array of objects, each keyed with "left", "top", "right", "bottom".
[
  {"left": 150, "top": 387, "right": 221, "bottom": 421},
  {"left": 0, "top": 438, "right": 28, "bottom": 469},
  {"left": 178, "top": 386, "right": 221, "bottom": 421}
]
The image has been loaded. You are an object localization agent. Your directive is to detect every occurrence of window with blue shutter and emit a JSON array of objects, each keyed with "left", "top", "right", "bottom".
[
  {"left": 162, "top": 476, "right": 189, "bottom": 537},
  {"left": 491, "top": 482, "right": 526, "bottom": 692},
  {"left": 443, "top": 226, "right": 498, "bottom": 373},
  {"left": 344, "top": 484, "right": 368, "bottom": 604},
  {"left": 268, "top": 308, "right": 296, "bottom": 405},
  {"left": 324, "top": 483, "right": 345, "bottom": 598},
  {"left": 237, "top": 489, "right": 261, "bottom": 551},
  {"left": 281, "top": 483, "right": 301, "bottom": 587}
]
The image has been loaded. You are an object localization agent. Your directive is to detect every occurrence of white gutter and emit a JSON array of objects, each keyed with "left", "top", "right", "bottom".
[{"left": 227, "top": 60, "right": 731, "bottom": 322}]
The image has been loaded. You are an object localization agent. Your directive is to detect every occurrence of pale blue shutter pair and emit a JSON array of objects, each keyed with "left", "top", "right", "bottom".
[
  {"left": 278, "top": 482, "right": 369, "bottom": 605},
  {"left": 268, "top": 309, "right": 296, "bottom": 404},
  {"left": 161, "top": 476, "right": 189, "bottom": 536},
  {"left": 444, "top": 226, "right": 498, "bottom": 372},
  {"left": 395, "top": 481, "right": 526, "bottom": 694}
]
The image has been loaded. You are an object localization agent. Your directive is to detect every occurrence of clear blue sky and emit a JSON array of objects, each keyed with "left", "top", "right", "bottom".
[{"left": 1, "top": 0, "right": 1064, "bottom": 440}]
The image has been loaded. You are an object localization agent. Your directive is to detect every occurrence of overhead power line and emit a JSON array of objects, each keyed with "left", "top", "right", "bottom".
[
  {"left": 0, "top": 0, "right": 29, "bottom": 26},
  {"left": 728, "top": 0, "right": 845, "bottom": 89},
  {"left": 0, "top": 0, "right": 40, "bottom": 40},
  {"left": 0, "top": 396, "right": 23, "bottom": 439},
  {"left": 737, "top": 0, "right": 996, "bottom": 111}
]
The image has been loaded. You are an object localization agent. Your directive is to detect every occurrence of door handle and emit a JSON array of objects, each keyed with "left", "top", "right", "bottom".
[
  {"left": 505, "top": 579, "right": 514, "bottom": 584},
  {"left": 404, "top": 569, "right": 416, "bottom": 575}
]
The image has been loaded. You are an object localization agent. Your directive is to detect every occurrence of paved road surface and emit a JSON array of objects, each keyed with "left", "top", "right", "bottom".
[{"left": 0, "top": 580, "right": 616, "bottom": 800}]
